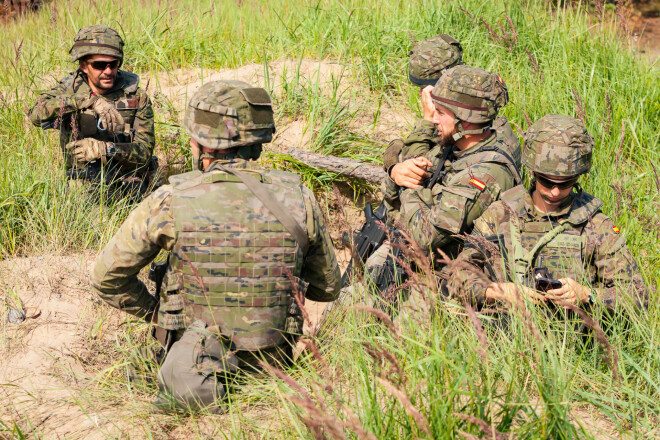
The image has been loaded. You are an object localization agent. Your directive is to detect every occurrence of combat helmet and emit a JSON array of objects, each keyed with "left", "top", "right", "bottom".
[
  {"left": 523, "top": 114, "right": 593, "bottom": 177},
  {"left": 408, "top": 34, "right": 463, "bottom": 86},
  {"left": 431, "top": 65, "right": 509, "bottom": 141},
  {"left": 184, "top": 80, "right": 275, "bottom": 162},
  {"left": 70, "top": 25, "right": 124, "bottom": 63}
]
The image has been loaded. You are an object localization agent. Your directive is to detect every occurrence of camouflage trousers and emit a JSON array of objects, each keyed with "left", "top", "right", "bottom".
[{"left": 152, "top": 320, "right": 293, "bottom": 414}]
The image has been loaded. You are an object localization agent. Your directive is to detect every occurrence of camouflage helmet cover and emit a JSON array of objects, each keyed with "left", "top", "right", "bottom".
[
  {"left": 430, "top": 65, "right": 509, "bottom": 123},
  {"left": 408, "top": 34, "right": 464, "bottom": 86},
  {"left": 183, "top": 80, "right": 275, "bottom": 150},
  {"left": 523, "top": 114, "right": 593, "bottom": 177},
  {"left": 70, "top": 25, "right": 124, "bottom": 62}
]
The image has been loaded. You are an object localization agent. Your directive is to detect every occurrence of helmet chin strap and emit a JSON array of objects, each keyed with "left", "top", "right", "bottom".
[{"left": 451, "top": 119, "right": 491, "bottom": 142}]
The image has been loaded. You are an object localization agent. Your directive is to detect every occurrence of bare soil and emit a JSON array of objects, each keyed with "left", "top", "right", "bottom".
[{"left": 632, "top": 0, "right": 660, "bottom": 62}]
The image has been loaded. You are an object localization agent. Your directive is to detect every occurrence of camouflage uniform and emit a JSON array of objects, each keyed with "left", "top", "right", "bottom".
[
  {"left": 28, "top": 25, "right": 155, "bottom": 198},
  {"left": 446, "top": 115, "right": 647, "bottom": 309},
  {"left": 91, "top": 81, "right": 340, "bottom": 413},
  {"left": 383, "top": 66, "right": 521, "bottom": 259}
]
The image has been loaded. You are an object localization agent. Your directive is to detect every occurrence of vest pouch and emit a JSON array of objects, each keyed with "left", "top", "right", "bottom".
[
  {"left": 430, "top": 185, "right": 478, "bottom": 234},
  {"left": 158, "top": 271, "right": 187, "bottom": 330},
  {"left": 284, "top": 276, "right": 310, "bottom": 339},
  {"left": 157, "top": 292, "right": 187, "bottom": 330},
  {"left": 78, "top": 110, "right": 98, "bottom": 138}
]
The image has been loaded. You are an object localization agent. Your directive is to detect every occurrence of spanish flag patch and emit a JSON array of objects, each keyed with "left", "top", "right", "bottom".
[
  {"left": 469, "top": 178, "right": 486, "bottom": 191},
  {"left": 612, "top": 225, "right": 620, "bottom": 234}
]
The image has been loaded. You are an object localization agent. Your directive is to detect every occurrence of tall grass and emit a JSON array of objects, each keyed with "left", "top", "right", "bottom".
[{"left": 0, "top": 0, "right": 658, "bottom": 438}]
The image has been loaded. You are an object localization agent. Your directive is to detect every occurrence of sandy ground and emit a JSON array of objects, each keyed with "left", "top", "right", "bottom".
[{"left": 0, "top": 251, "right": 346, "bottom": 438}]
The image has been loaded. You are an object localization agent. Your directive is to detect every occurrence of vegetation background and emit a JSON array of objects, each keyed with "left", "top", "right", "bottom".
[{"left": 0, "top": 0, "right": 658, "bottom": 438}]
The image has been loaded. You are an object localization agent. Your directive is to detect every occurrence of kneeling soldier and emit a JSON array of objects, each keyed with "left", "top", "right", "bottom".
[
  {"left": 446, "top": 114, "right": 647, "bottom": 310},
  {"left": 28, "top": 25, "right": 156, "bottom": 201},
  {"left": 91, "top": 80, "right": 340, "bottom": 412}
]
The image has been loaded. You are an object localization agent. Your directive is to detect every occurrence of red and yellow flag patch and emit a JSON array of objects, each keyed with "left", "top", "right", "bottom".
[
  {"left": 612, "top": 225, "right": 620, "bottom": 234},
  {"left": 469, "top": 178, "right": 486, "bottom": 191}
]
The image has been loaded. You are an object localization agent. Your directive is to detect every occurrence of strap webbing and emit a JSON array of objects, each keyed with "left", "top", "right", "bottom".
[
  {"left": 215, "top": 165, "right": 309, "bottom": 252},
  {"left": 509, "top": 217, "right": 570, "bottom": 277}
]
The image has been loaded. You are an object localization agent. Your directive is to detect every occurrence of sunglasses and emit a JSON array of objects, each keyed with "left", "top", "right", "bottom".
[
  {"left": 89, "top": 60, "right": 120, "bottom": 71},
  {"left": 534, "top": 173, "right": 579, "bottom": 190}
]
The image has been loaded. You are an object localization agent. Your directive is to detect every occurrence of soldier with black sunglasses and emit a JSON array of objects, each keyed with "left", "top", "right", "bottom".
[
  {"left": 28, "top": 25, "right": 157, "bottom": 202},
  {"left": 444, "top": 114, "right": 648, "bottom": 312}
]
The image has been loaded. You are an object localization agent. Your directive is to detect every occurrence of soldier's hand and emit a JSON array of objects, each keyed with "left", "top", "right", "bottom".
[
  {"left": 545, "top": 278, "right": 592, "bottom": 307},
  {"left": 485, "top": 282, "right": 547, "bottom": 306},
  {"left": 66, "top": 138, "right": 109, "bottom": 166},
  {"left": 91, "top": 96, "right": 125, "bottom": 134},
  {"left": 420, "top": 86, "right": 436, "bottom": 122},
  {"left": 390, "top": 157, "right": 433, "bottom": 189}
]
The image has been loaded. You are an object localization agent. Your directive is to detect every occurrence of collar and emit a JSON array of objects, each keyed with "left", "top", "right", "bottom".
[{"left": 452, "top": 131, "right": 496, "bottom": 159}]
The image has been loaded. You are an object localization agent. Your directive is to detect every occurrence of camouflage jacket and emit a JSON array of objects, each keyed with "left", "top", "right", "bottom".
[
  {"left": 385, "top": 131, "right": 520, "bottom": 259},
  {"left": 91, "top": 159, "right": 341, "bottom": 328},
  {"left": 447, "top": 185, "right": 648, "bottom": 309},
  {"left": 28, "top": 69, "right": 155, "bottom": 173}
]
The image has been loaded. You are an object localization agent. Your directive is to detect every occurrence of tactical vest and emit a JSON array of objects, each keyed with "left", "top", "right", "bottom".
[
  {"left": 61, "top": 70, "right": 141, "bottom": 148},
  {"left": 500, "top": 187, "right": 604, "bottom": 282},
  {"left": 158, "top": 166, "right": 309, "bottom": 351}
]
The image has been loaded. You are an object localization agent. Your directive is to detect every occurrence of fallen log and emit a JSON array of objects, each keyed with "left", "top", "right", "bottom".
[{"left": 286, "top": 148, "right": 386, "bottom": 184}]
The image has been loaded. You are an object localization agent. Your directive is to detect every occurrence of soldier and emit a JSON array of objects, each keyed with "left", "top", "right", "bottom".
[
  {"left": 382, "top": 65, "right": 521, "bottom": 261},
  {"left": 90, "top": 80, "right": 341, "bottom": 413},
  {"left": 382, "top": 34, "right": 521, "bottom": 186},
  {"left": 28, "top": 25, "right": 156, "bottom": 201},
  {"left": 445, "top": 114, "right": 647, "bottom": 310}
]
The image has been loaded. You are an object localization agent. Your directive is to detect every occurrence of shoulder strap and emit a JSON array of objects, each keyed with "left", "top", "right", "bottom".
[
  {"left": 509, "top": 217, "right": 570, "bottom": 278},
  {"left": 215, "top": 165, "right": 310, "bottom": 252},
  {"left": 425, "top": 145, "right": 454, "bottom": 189},
  {"left": 460, "top": 144, "right": 522, "bottom": 185}
]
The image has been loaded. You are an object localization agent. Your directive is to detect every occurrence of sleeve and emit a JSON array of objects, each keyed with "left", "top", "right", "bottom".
[
  {"left": 442, "top": 208, "right": 503, "bottom": 306},
  {"left": 111, "top": 88, "right": 156, "bottom": 170},
  {"left": 27, "top": 80, "right": 92, "bottom": 126},
  {"left": 380, "top": 120, "right": 438, "bottom": 214},
  {"left": 90, "top": 185, "right": 176, "bottom": 318},
  {"left": 398, "top": 162, "right": 515, "bottom": 256},
  {"left": 299, "top": 186, "right": 341, "bottom": 302},
  {"left": 589, "top": 215, "right": 648, "bottom": 309},
  {"left": 399, "top": 119, "right": 438, "bottom": 160}
]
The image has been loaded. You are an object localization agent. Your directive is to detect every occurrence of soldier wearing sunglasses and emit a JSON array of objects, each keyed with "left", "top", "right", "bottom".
[
  {"left": 28, "top": 25, "right": 156, "bottom": 201},
  {"left": 445, "top": 114, "right": 647, "bottom": 311}
]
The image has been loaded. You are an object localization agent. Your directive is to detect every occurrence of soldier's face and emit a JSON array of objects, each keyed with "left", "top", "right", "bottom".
[
  {"left": 533, "top": 172, "right": 577, "bottom": 212},
  {"left": 431, "top": 103, "right": 457, "bottom": 146},
  {"left": 80, "top": 55, "right": 119, "bottom": 93}
]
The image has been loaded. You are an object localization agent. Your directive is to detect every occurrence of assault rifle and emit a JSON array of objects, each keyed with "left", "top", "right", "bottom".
[{"left": 340, "top": 202, "right": 388, "bottom": 287}]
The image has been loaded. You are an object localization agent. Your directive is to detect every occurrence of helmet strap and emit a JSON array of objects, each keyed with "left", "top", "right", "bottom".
[{"left": 451, "top": 120, "right": 491, "bottom": 142}]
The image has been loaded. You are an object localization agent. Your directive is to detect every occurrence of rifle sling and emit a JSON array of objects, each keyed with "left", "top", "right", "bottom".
[
  {"left": 215, "top": 164, "right": 310, "bottom": 253},
  {"left": 426, "top": 145, "right": 455, "bottom": 189}
]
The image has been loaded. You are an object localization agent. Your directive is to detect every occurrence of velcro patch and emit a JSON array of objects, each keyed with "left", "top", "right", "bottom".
[
  {"left": 469, "top": 178, "right": 486, "bottom": 191},
  {"left": 194, "top": 109, "right": 221, "bottom": 127},
  {"left": 612, "top": 225, "right": 620, "bottom": 234},
  {"left": 116, "top": 98, "right": 138, "bottom": 110}
]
